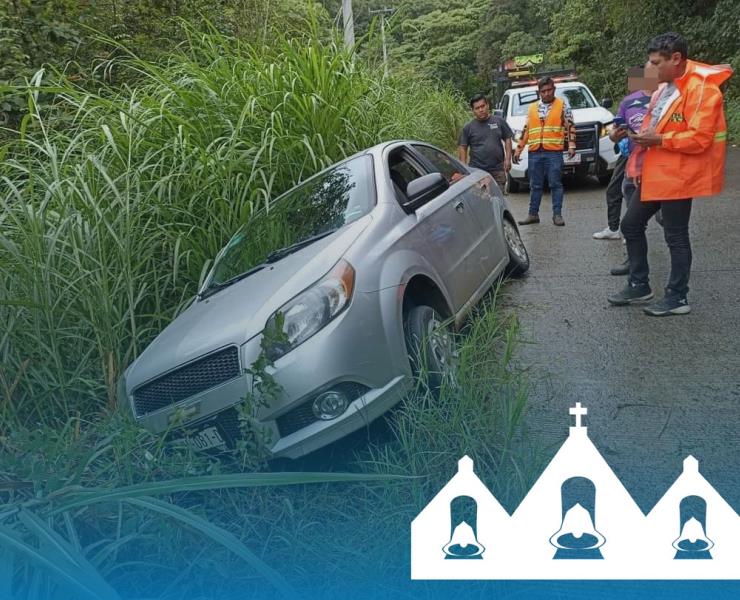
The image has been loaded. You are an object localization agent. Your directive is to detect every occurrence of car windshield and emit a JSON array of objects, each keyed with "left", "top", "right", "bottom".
[
  {"left": 202, "top": 155, "right": 375, "bottom": 297},
  {"left": 511, "top": 86, "right": 597, "bottom": 116}
]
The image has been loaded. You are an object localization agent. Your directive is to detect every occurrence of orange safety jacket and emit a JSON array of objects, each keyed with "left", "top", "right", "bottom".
[
  {"left": 632, "top": 59, "right": 733, "bottom": 201},
  {"left": 522, "top": 98, "right": 568, "bottom": 152}
]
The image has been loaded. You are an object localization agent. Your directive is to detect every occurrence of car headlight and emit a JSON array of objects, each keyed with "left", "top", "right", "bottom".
[{"left": 264, "top": 259, "right": 355, "bottom": 360}]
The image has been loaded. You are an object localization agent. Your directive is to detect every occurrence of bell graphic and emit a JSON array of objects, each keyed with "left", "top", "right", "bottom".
[
  {"left": 550, "top": 477, "right": 605, "bottom": 559},
  {"left": 673, "top": 496, "right": 714, "bottom": 559},
  {"left": 550, "top": 503, "right": 606, "bottom": 551},
  {"left": 443, "top": 495, "right": 485, "bottom": 559},
  {"left": 443, "top": 521, "right": 485, "bottom": 559}
]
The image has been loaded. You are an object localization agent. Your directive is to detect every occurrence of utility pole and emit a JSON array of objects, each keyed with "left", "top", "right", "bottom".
[
  {"left": 342, "top": 0, "right": 355, "bottom": 49},
  {"left": 369, "top": 7, "right": 395, "bottom": 77}
]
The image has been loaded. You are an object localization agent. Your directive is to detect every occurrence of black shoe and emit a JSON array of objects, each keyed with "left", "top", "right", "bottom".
[
  {"left": 607, "top": 282, "right": 654, "bottom": 306},
  {"left": 643, "top": 295, "right": 691, "bottom": 316},
  {"left": 610, "top": 259, "right": 629, "bottom": 276}
]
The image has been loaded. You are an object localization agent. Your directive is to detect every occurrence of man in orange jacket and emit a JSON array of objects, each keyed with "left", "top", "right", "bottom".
[{"left": 607, "top": 32, "right": 732, "bottom": 316}]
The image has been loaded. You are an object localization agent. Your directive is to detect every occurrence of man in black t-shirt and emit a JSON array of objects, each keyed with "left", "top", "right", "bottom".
[{"left": 458, "top": 93, "right": 514, "bottom": 192}]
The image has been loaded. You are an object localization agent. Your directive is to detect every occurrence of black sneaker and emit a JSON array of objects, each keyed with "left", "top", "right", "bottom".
[
  {"left": 607, "top": 282, "right": 654, "bottom": 306},
  {"left": 643, "top": 296, "right": 691, "bottom": 316}
]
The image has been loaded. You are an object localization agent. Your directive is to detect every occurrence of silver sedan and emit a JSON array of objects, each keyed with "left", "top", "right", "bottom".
[{"left": 118, "top": 140, "right": 529, "bottom": 458}]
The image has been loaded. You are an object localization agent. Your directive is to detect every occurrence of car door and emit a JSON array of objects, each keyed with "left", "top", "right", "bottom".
[
  {"left": 389, "top": 146, "right": 486, "bottom": 311},
  {"left": 411, "top": 144, "right": 507, "bottom": 279}
]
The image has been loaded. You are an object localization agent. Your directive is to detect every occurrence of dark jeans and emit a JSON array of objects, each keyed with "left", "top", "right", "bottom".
[
  {"left": 528, "top": 150, "right": 564, "bottom": 216},
  {"left": 606, "top": 154, "right": 627, "bottom": 231},
  {"left": 620, "top": 187, "right": 693, "bottom": 297}
]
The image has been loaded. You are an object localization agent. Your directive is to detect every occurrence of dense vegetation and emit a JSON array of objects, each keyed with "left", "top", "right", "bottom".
[{"left": 0, "top": 26, "right": 465, "bottom": 423}]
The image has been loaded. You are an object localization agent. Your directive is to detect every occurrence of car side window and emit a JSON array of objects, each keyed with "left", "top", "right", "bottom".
[
  {"left": 500, "top": 95, "right": 510, "bottom": 117},
  {"left": 388, "top": 148, "right": 446, "bottom": 210},
  {"left": 389, "top": 154, "right": 423, "bottom": 197},
  {"left": 412, "top": 145, "right": 467, "bottom": 184}
]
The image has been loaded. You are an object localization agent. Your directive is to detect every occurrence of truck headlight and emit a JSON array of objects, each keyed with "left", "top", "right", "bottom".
[
  {"left": 265, "top": 259, "right": 355, "bottom": 360},
  {"left": 514, "top": 129, "right": 523, "bottom": 142},
  {"left": 600, "top": 121, "right": 614, "bottom": 138}
]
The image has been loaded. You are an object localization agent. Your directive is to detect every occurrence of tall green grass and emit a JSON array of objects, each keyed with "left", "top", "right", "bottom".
[
  {"left": 0, "top": 27, "right": 467, "bottom": 424},
  {"left": 0, "top": 291, "right": 540, "bottom": 599}
]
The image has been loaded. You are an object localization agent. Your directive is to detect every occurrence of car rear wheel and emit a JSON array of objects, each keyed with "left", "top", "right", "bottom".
[
  {"left": 503, "top": 218, "right": 530, "bottom": 276},
  {"left": 404, "top": 305, "right": 458, "bottom": 394}
]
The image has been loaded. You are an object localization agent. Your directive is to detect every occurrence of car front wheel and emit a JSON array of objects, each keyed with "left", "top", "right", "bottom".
[
  {"left": 404, "top": 305, "right": 457, "bottom": 394},
  {"left": 503, "top": 218, "right": 530, "bottom": 276}
]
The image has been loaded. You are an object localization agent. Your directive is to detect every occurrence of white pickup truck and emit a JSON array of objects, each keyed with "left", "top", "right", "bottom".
[{"left": 496, "top": 80, "right": 618, "bottom": 192}]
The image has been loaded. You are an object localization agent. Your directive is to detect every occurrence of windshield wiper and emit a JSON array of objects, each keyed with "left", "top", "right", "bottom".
[
  {"left": 199, "top": 264, "right": 267, "bottom": 300},
  {"left": 265, "top": 229, "right": 337, "bottom": 264}
]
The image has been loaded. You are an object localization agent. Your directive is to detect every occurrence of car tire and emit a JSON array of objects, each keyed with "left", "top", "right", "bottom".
[
  {"left": 503, "top": 217, "right": 530, "bottom": 277},
  {"left": 404, "top": 305, "right": 457, "bottom": 394},
  {"left": 506, "top": 173, "right": 521, "bottom": 193}
]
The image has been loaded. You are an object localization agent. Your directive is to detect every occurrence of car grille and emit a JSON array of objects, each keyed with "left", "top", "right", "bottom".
[
  {"left": 132, "top": 346, "right": 241, "bottom": 416},
  {"left": 575, "top": 123, "right": 598, "bottom": 152},
  {"left": 276, "top": 382, "right": 370, "bottom": 438}
]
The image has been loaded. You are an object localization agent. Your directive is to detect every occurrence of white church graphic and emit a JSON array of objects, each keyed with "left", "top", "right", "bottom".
[{"left": 411, "top": 403, "right": 740, "bottom": 579}]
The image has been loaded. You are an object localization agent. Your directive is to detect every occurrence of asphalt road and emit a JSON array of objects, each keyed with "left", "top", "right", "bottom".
[{"left": 503, "top": 147, "right": 740, "bottom": 514}]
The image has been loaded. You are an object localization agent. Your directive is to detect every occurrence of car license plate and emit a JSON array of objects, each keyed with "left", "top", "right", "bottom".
[
  {"left": 178, "top": 426, "right": 226, "bottom": 451},
  {"left": 563, "top": 153, "right": 581, "bottom": 165}
]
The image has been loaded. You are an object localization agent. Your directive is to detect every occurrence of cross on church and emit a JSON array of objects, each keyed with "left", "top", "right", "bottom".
[{"left": 569, "top": 402, "right": 587, "bottom": 428}]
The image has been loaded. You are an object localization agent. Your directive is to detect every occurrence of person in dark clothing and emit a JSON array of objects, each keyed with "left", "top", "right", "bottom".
[
  {"left": 458, "top": 93, "right": 513, "bottom": 192},
  {"left": 593, "top": 66, "right": 655, "bottom": 241}
]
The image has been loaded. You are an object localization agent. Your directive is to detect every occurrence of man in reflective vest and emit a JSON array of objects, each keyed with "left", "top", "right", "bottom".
[
  {"left": 513, "top": 76, "right": 577, "bottom": 226},
  {"left": 607, "top": 32, "right": 732, "bottom": 316}
]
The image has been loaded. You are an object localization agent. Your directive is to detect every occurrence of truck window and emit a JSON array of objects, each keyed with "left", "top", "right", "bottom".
[
  {"left": 500, "top": 95, "right": 510, "bottom": 117},
  {"left": 558, "top": 87, "right": 597, "bottom": 109}
]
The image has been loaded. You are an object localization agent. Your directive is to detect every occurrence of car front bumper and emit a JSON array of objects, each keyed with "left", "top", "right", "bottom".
[{"left": 128, "top": 286, "right": 411, "bottom": 459}]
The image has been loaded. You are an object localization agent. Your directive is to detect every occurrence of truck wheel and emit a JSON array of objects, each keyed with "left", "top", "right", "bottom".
[
  {"left": 506, "top": 173, "right": 521, "bottom": 193},
  {"left": 598, "top": 172, "right": 612, "bottom": 185},
  {"left": 404, "top": 305, "right": 457, "bottom": 394},
  {"left": 503, "top": 217, "right": 530, "bottom": 276}
]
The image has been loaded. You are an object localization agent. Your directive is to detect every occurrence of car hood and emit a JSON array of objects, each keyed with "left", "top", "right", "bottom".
[{"left": 126, "top": 215, "right": 372, "bottom": 387}]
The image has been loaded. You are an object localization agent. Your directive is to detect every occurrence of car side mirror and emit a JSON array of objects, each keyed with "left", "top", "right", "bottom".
[
  {"left": 493, "top": 109, "right": 504, "bottom": 118},
  {"left": 403, "top": 172, "right": 449, "bottom": 212},
  {"left": 601, "top": 97, "right": 613, "bottom": 109}
]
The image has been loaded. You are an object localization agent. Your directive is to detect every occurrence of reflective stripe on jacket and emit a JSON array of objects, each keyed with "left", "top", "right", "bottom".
[
  {"left": 526, "top": 98, "right": 566, "bottom": 151},
  {"left": 639, "top": 60, "right": 733, "bottom": 201}
]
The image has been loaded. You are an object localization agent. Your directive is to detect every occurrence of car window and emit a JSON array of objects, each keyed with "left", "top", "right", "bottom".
[
  {"left": 389, "top": 152, "right": 423, "bottom": 195},
  {"left": 412, "top": 144, "right": 467, "bottom": 183},
  {"left": 203, "top": 155, "right": 375, "bottom": 295}
]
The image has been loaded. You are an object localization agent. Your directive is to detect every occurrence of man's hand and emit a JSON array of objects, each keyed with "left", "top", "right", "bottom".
[
  {"left": 567, "top": 146, "right": 576, "bottom": 158},
  {"left": 512, "top": 151, "right": 521, "bottom": 165},
  {"left": 609, "top": 126, "right": 628, "bottom": 143},
  {"left": 450, "top": 172, "right": 465, "bottom": 183},
  {"left": 504, "top": 157, "right": 511, "bottom": 172},
  {"left": 630, "top": 128, "right": 662, "bottom": 147}
]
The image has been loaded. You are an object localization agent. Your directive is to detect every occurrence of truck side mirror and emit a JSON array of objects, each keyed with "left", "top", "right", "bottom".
[
  {"left": 493, "top": 109, "right": 504, "bottom": 118},
  {"left": 601, "top": 97, "right": 613, "bottom": 109}
]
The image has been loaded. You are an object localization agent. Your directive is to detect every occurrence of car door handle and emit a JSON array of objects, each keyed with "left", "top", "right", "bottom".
[{"left": 454, "top": 201, "right": 464, "bottom": 213}]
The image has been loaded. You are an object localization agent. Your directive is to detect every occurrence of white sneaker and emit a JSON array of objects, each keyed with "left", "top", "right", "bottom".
[{"left": 593, "top": 227, "right": 621, "bottom": 240}]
